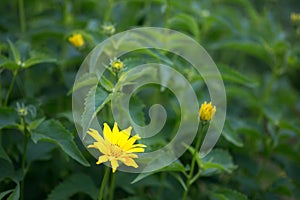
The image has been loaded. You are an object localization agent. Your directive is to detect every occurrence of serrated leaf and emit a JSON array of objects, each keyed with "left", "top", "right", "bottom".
[
  {"left": 31, "top": 119, "right": 90, "bottom": 166},
  {"left": 23, "top": 57, "right": 56, "bottom": 68},
  {"left": 81, "top": 86, "right": 111, "bottom": 136},
  {"left": 47, "top": 173, "right": 97, "bottom": 200},
  {"left": 7, "top": 40, "right": 21, "bottom": 62},
  {"left": 68, "top": 73, "right": 98, "bottom": 95},
  {"left": 0, "top": 107, "right": 18, "bottom": 129}
]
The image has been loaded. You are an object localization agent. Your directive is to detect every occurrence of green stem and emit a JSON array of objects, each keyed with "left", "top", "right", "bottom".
[
  {"left": 104, "top": 0, "right": 114, "bottom": 22},
  {"left": 98, "top": 167, "right": 110, "bottom": 200},
  {"left": 4, "top": 70, "right": 18, "bottom": 107},
  {"left": 108, "top": 172, "right": 115, "bottom": 200},
  {"left": 18, "top": 0, "right": 26, "bottom": 33},
  {"left": 182, "top": 123, "right": 205, "bottom": 200},
  {"left": 20, "top": 116, "right": 29, "bottom": 200}
]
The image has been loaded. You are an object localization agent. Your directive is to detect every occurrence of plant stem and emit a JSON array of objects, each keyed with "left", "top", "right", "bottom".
[
  {"left": 104, "top": 0, "right": 114, "bottom": 22},
  {"left": 18, "top": 0, "right": 26, "bottom": 33},
  {"left": 98, "top": 167, "right": 110, "bottom": 200},
  {"left": 20, "top": 116, "right": 29, "bottom": 200},
  {"left": 4, "top": 70, "right": 18, "bottom": 107},
  {"left": 182, "top": 124, "right": 205, "bottom": 200},
  {"left": 108, "top": 172, "right": 115, "bottom": 200}
]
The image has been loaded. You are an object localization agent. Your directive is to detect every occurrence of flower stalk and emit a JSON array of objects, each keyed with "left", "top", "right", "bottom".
[{"left": 98, "top": 167, "right": 110, "bottom": 200}]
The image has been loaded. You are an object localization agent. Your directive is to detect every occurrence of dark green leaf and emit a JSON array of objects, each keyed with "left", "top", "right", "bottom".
[
  {"left": 31, "top": 119, "right": 90, "bottom": 166},
  {"left": 47, "top": 173, "right": 97, "bottom": 200},
  {"left": 0, "top": 107, "right": 18, "bottom": 129}
]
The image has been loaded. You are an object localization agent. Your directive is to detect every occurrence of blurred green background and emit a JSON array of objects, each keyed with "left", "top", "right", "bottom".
[{"left": 0, "top": 0, "right": 300, "bottom": 199}]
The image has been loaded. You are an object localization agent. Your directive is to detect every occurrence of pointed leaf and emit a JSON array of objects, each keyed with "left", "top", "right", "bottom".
[{"left": 31, "top": 119, "right": 90, "bottom": 166}]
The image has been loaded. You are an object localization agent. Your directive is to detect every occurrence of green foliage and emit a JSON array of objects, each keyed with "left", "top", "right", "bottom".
[{"left": 0, "top": 0, "right": 300, "bottom": 199}]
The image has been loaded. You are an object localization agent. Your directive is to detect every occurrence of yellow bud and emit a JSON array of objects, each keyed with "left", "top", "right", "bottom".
[
  {"left": 199, "top": 101, "right": 216, "bottom": 121},
  {"left": 110, "top": 58, "right": 124, "bottom": 73},
  {"left": 68, "top": 33, "right": 84, "bottom": 48}
]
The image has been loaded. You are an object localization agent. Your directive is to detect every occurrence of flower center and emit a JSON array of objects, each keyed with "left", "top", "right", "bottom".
[{"left": 109, "top": 144, "right": 123, "bottom": 158}]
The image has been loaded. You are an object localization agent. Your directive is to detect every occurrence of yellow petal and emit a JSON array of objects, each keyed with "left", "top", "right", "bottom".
[
  {"left": 117, "top": 128, "right": 131, "bottom": 147},
  {"left": 121, "top": 134, "right": 141, "bottom": 151},
  {"left": 131, "top": 143, "right": 147, "bottom": 148},
  {"left": 96, "top": 155, "right": 109, "bottom": 165},
  {"left": 87, "top": 128, "right": 103, "bottom": 142},
  {"left": 122, "top": 157, "right": 138, "bottom": 168},
  {"left": 103, "top": 123, "right": 113, "bottom": 143},
  {"left": 126, "top": 147, "right": 145, "bottom": 153},
  {"left": 110, "top": 159, "right": 119, "bottom": 173},
  {"left": 92, "top": 141, "right": 109, "bottom": 155},
  {"left": 111, "top": 122, "right": 120, "bottom": 144},
  {"left": 125, "top": 153, "right": 138, "bottom": 158}
]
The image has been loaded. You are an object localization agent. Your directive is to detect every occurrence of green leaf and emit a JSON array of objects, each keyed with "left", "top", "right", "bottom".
[
  {"left": 7, "top": 183, "right": 20, "bottom": 200},
  {"left": 202, "top": 149, "right": 237, "bottom": 176},
  {"left": 68, "top": 73, "right": 98, "bottom": 95},
  {"left": 31, "top": 119, "right": 90, "bottom": 166},
  {"left": 211, "top": 40, "right": 273, "bottom": 66},
  {"left": 222, "top": 121, "right": 244, "bottom": 147},
  {"left": 220, "top": 65, "right": 258, "bottom": 88},
  {"left": 0, "top": 159, "right": 14, "bottom": 181},
  {"left": 99, "top": 76, "right": 114, "bottom": 92},
  {"left": 168, "top": 13, "right": 200, "bottom": 40},
  {"left": 0, "top": 107, "right": 18, "bottom": 129},
  {"left": 23, "top": 57, "right": 57, "bottom": 68},
  {"left": 7, "top": 40, "right": 21, "bottom": 63},
  {"left": 47, "top": 173, "right": 98, "bottom": 200},
  {"left": 0, "top": 57, "right": 19, "bottom": 70},
  {"left": 81, "top": 86, "right": 111, "bottom": 135},
  {"left": 210, "top": 188, "right": 248, "bottom": 200},
  {"left": 0, "top": 144, "right": 11, "bottom": 163},
  {"left": 131, "top": 161, "right": 185, "bottom": 184},
  {"left": 0, "top": 189, "right": 14, "bottom": 199}
]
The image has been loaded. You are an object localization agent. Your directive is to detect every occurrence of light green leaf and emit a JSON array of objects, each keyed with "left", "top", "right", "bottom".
[
  {"left": 0, "top": 57, "right": 19, "bottom": 70},
  {"left": 31, "top": 119, "right": 90, "bottom": 166},
  {"left": 23, "top": 57, "right": 57, "bottom": 68},
  {"left": 7, "top": 40, "right": 21, "bottom": 63},
  {"left": 47, "top": 173, "right": 98, "bottom": 200},
  {"left": 99, "top": 76, "right": 114, "bottom": 92}
]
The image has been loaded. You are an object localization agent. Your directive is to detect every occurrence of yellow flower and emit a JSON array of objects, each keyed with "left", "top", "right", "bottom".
[
  {"left": 68, "top": 33, "right": 84, "bottom": 47},
  {"left": 110, "top": 57, "right": 124, "bottom": 73},
  {"left": 87, "top": 122, "right": 146, "bottom": 173},
  {"left": 291, "top": 12, "right": 300, "bottom": 23},
  {"left": 199, "top": 101, "right": 216, "bottom": 121}
]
